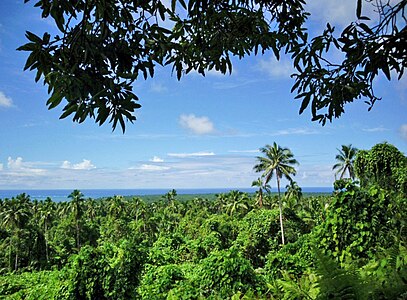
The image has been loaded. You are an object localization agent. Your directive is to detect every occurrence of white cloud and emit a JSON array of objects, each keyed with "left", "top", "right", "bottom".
[
  {"left": 179, "top": 114, "right": 215, "bottom": 135},
  {"left": 400, "top": 124, "right": 407, "bottom": 141},
  {"left": 0, "top": 163, "right": 3, "bottom": 171},
  {"left": 306, "top": 0, "right": 357, "bottom": 27},
  {"left": 258, "top": 57, "right": 294, "bottom": 79},
  {"left": 130, "top": 164, "right": 170, "bottom": 171},
  {"left": 362, "top": 126, "right": 389, "bottom": 132},
  {"left": 8, "top": 157, "right": 23, "bottom": 169},
  {"left": 6, "top": 157, "right": 45, "bottom": 175},
  {"left": 228, "top": 149, "right": 259, "bottom": 153},
  {"left": 61, "top": 159, "right": 96, "bottom": 170},
  {"left": 150, "top": 156, "right": 164, "bottom": 162},
  {"left": 168, "top": 151, "right": 215, "bottom": 158},
  {"left": 297, "top": 164, "right": 335, "bottom": 186},
  {"left": 274, "top": 128, "right": 318, "bottom": 136},
  {"left": 0, "top": 153, "right": 337, "bottom": 189},
  {"left": 306, "top": 0, "right": 384, "bottom": 30},
  {"left": 0, "top": 91, "right": 13, "bottom": 108},
  {"left": 150, "top": 82, "right": 168, "bottom": 93},
  {"left": 61, "top": 161, "right": 71, "bottom": 169}
]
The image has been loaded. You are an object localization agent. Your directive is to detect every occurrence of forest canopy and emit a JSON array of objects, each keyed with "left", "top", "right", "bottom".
[
  {"left": 18, "top": 0, "right": 407, "bottom": 131},
  {"left": 0, "top": 142, "right": 406, "bottom": 298}
]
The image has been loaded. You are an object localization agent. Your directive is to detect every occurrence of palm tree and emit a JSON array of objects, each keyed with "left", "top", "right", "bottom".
[
  {"left": 224, "top": 190, "right": 249, "bottom": 216},
  {"left": 251, "top": 177, "right": 271, "bottom": 208},
  {"left": 39, "top": 197, "right": 55, "bottom": 263},
  {"left": 333, "top": 144, "right": 358, "bottom": 180},
  {"left": 127, "top": 197, "right": 145, "bottom": 221},
  {"left": 67, "top": 190, "right": 84, "bottom": 250},
  {"left": 84, "top": 198, "right": 98, "bottom": 222},
  {"left": 214, "top": 193, "right": 228, "bottom": 213},
  {"left": 162, "top": 189, "right": 177, "bottom": 205},
  {"left": 108, "top": 195, "right": 127, "bottom": 219},
  {"left": 0, "top": 194, "right": 31, "bottom": 271},
  {"left": 285, "top": 181, "right": 303, "bottom": 210},
  {"left": 254, "top": 142, "right": 299, "bottom": 245}
]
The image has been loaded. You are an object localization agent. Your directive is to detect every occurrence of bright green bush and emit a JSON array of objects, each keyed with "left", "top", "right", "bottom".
[
  {"left": 265, "top": 233, "right": 315, "bottom": 279},
  {"left": 196, "top": 247, "right": 260, "bottom": 298},
  {"left": 138, "top": 263, "right": 187, "bottom": 299},
  {"left": 316, "top": 181, "right": 399, "bottom": 261},
  {"left": 234, "top": 209, "right": 280, "bottom": 268},
  {"left": 0, "top": 270, "right": 61, "bottom": 299},
  {"left": 58, "top": 240, "right": 145, "bottom": 299}
]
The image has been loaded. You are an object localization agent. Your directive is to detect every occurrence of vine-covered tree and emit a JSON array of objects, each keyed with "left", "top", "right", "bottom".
[
  {"left": 354, "top": 142, "right": 407, "bottom": 193},
  {"left": 18, "top": 0, "right": 407, "bottom": 131},
  {"left": 254, "top": 142, "right": 299, "bottom": 245}
]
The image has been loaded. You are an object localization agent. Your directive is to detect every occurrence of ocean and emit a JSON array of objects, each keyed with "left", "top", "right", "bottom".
[{"left": 0, "top": 187, "right": 333, "bottom": 202}]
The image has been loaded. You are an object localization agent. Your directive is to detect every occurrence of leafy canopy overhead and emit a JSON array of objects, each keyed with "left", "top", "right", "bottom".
[{"left": 19, "top": 0, "right": 407, "bottom": 131}]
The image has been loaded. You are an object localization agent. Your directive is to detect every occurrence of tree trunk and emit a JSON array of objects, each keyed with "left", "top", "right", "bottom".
[
  {"left": 44, "top": 223, "right": 49, "bottom": 263},
  {"left": 76, "top": 221, "right": 80, "bottom": 251},
  {"left": 277, "top": 174, "right": 285, "bottom": 245},
  {"left": 14, "top": 229, "right": 19, "bottom": 271},
  {"left": 15, "top": 252, "right": 18, "bottom": 271},
  {"left": 340, "top": 167, "right": 346, "bottom": 179},
  {"left": 9, "top": 238, "right": 13, "bottom": 272},
  {"left": 259, "top": 189, "right": 263, "bottom": 208}
]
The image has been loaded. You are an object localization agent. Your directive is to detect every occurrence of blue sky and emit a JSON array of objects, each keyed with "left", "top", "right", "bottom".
[{"left": 0, "top": 0, "right": 406, "bottom": 190}]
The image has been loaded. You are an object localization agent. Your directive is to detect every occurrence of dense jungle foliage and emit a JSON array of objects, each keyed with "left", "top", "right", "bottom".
[{"left": 0, "top": 143, "right": 406, "bottom": 299}]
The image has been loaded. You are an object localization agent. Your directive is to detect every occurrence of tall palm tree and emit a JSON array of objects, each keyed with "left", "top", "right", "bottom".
[
  {"left": 39, "top": 197, "right": 55, "bottom": 263},
  {"left": 67, "top": 190, "right": 84, "bottom": 250},
  {"left": 254, "top": 142, "right": 299, "bottom": 245},
  {"left": 333, "top": 144, "right": 358, "bottom": 180},
  {"left": 0, "top": 194, "right": 31, "bottom": 271}
]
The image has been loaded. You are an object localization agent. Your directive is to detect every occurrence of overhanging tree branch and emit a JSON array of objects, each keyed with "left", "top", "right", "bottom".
[{"left": 18, "top": 0, "right": 406, "bottom": 131}]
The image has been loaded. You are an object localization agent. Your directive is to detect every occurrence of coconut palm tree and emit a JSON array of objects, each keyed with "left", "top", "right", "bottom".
[
  {"left": 285, "top": 181, "right": 303, "bottom": 210},
  {"left": 254, "top": 142, "right": 299, "bottom": 245},
  {"left": 251, "top": 177, "right": 271, "bottom": 208},
  {"left": 67, "top": 190, "right": 84, "bottom": 250},
  {"left": 224, "top": 190, "right": 249, "bottom": 216},
  {"left": 38, "top": 197, "right": 55, "bottom": 263},
  {"left": 213, "top": 193, "right": 228, "bottom": 213},
  {"left": 333, "top": 144, "right": 358, "bottom": 180},
  {"left": 162, "top": 189, "right": 177, "bottom": 205},
  {"left": 0, "top": 194, "right": 31, "bottom": 271},
  {"left": 108, "top": 195, "right": 127, "bottom": 219}
]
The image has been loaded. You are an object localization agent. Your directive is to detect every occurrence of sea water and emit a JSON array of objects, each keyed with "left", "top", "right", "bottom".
[{"left": 0, "top": 187, "right": 333, "bottom": 202}]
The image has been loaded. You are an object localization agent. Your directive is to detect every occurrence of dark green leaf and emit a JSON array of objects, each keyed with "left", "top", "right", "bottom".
[{"left": 356, "top": 0, "right": 362, "bottom": 18}]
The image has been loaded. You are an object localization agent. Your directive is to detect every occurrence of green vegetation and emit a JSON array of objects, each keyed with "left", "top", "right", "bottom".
[
  {"left": 332, "top": 144, "right": 358, "bottom": 180},
  {"left": 254, "top": 142, "right": 299, "bottom": 245},
  {"left": 19, "top": 0, "right": 407, "bottom": 131},
  {"left": 0, "top": 142, "right": 406, "bottom": 299}
]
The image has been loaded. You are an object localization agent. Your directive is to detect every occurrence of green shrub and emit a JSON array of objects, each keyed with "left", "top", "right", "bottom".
[
  {"left": 0, "top": 270, "right": 62, "bottom": 299},
  {"left": 265, "top": 234, "right": 315, "bottom": 279}
]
